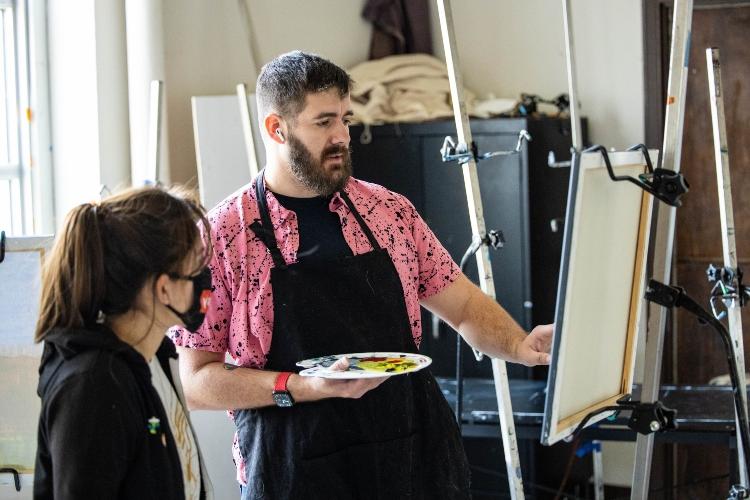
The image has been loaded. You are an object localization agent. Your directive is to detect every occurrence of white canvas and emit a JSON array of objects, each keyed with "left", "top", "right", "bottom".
[
  {"left": 192, "top": 94, "right": 265, "bottom": 211},
  {"left": 541, "top": 150, "right": 657, "bottom": 445}
]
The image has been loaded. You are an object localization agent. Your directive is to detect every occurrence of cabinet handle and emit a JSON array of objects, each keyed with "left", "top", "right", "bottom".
[
  {"left": 431, "top": 312, "right": 441, "bottom": 339},
  {"left": 550, "top": 218, "right": 565, "bottom": 233},
  {"left": 548, "top": 151, "right": 571, "bottom": 168},
  {"left": 359, "top": 124, "right": 372, "bottom": 145}
]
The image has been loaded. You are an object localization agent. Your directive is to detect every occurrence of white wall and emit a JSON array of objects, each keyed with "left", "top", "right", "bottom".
[
  {"left": 44, "top": 0, "right": 646, "bottom": 216},
  {"left": 161, "top": 0, "right": 371, "bottom": 184},
  {"left": 126, "top": 0, "right": 169, "bottom": 185},
  {"left": 431, "top": 0, "right": 644, "bottom": 149},
  {"left": 48, "top": 0, "right": 100, "bottom": 220},
  {"left": 47, "top": 0, "right": 130, "bottom": 224},
  {"left": 160, "top": 1, "right": 644, "bottom": 185}
]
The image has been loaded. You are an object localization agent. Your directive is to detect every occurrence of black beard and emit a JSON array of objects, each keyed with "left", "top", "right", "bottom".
[{"left": 287, "top": 132, "right": 352, "bottom": 196}]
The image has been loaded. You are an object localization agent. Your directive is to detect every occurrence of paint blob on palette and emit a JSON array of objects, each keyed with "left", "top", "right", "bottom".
[{"left": 296, "top": 352, "right": 432, "bottom": 379}]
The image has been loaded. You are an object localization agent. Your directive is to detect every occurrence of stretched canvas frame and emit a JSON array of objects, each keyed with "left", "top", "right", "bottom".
[
  {"left": 0, "top": 235, "right": 53, "bottom": 474},
  {"left": 541, "top": 149, "right": 658, "bottom": 445}
]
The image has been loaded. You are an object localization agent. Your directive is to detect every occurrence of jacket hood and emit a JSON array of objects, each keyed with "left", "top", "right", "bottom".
[
  {"left": 37, "top": 325, "right": 146, "bottom": 398},
  {"left": 42, "top": 324, "right": 130, "bottom": 359}
]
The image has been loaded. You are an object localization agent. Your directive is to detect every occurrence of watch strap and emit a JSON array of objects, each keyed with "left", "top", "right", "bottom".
[{"left": 274, "top": 371, "right": 293, "bottom": 393}]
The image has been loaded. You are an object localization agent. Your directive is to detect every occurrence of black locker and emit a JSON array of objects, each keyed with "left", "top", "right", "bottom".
[{"left": 350, "top": 116, "right": 584, "bottom": 380}]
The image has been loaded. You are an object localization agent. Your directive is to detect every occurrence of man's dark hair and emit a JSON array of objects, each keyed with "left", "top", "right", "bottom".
[{"left": 256, "top": 51, "right": 352, "bottom": 121}]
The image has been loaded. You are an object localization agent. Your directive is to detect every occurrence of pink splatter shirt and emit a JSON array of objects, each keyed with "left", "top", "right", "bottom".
[{"left": 170, "top": 175, "right": 460, "bottom": 483}]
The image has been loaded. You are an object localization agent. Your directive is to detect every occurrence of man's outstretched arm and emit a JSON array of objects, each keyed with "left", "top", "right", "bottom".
[{"left": 421, "top": 273, "right": 552, "bottom": 366}]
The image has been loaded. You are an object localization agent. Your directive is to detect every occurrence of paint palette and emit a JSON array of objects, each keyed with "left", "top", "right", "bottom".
[{"left": 296, "top": 352, "right": 432, "bottom": 379}]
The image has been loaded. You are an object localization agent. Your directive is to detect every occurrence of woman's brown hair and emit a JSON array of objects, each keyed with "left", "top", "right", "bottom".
[{"left": 34, "top": 185, "right": 211, "bottom": 342}]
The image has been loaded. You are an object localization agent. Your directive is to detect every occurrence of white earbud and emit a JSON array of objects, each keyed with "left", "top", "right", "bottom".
[{"left": 276, "top": 129, "right": 284, "bottom": 141}]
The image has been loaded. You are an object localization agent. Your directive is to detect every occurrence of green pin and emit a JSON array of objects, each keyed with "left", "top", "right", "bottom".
[{"left": 147, "top": 416, "right": 160, "bottom": 435}]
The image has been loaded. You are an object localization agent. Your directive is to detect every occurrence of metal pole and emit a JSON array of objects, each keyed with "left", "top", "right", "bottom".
[
  {"left": 237, "top": 83, "right": 260, "bottom": 178},
  {"left": 707, "top": 46, "right": 749, "bottom": 487},
  {"left": 146, "top": 80, "right": 164, "bottom": 183},
  {"left": 562, "top": 0, "right": 582, "bottom": 151},
  {"left": 593, "top": 441, "right": 605, "bottom": 500},
  {"left": 631, "top": 1, "right": 693, "bottom": 498},
  {"left": 435, "top": 1, "right": 524, "bottom": 497}
]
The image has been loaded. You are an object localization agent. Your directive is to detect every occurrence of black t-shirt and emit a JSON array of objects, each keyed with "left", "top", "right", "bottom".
[{"left": 273, "top": 192, "right": 353, "bottom": 263}]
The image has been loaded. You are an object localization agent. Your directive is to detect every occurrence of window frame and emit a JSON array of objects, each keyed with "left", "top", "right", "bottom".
[{"left": 0, "top": 0, "right": 53, "bottom": 236}]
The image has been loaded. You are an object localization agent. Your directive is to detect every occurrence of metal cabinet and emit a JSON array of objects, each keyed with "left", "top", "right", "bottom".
[{"left": 350, "top": 116, "right": 584, "bottom": 380}]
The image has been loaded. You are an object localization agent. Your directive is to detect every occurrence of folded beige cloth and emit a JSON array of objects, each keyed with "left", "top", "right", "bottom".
[{"left": 348, "top": 54, "right": 513, "bottom": 124}]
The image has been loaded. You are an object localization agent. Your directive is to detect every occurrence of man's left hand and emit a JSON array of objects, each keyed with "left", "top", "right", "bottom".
[{"left": 514, "top": 324, "right": 553, "bottom": 367}]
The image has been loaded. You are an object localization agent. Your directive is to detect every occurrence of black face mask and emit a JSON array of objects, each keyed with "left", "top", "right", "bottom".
[{"left": 167, "top": 266, "right": 212, "bottom": 332}]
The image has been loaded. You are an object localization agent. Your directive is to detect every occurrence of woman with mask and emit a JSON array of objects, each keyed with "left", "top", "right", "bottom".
[{"left": 33, "top": 186, "right": 214, "bottom": 500}]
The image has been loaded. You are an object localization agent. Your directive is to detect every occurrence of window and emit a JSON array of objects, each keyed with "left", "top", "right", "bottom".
[{"left": 0, "top": 0, "right": 45, "bottom": 236}]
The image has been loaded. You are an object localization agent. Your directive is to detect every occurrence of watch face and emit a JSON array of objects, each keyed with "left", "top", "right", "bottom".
[{"left": 273, "top": 391, "right": 294, "bottom": 407}]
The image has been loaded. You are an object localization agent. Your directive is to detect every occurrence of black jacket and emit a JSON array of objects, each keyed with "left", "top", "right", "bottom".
[{"left": 33, "top": 325, "right": 188, "bottom": 500}]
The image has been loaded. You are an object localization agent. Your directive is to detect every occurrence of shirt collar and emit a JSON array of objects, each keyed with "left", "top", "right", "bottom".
[{"left": 259, "top": 176, "right": 354, "bottom": 220}]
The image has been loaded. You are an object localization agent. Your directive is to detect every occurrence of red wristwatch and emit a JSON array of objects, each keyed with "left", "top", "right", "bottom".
[{"left": 272, "top": 372, "right": 295, "bottom": 407}]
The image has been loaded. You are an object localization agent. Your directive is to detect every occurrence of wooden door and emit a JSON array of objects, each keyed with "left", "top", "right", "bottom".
[{"left": 645, "top": 2, "right": 750, "bottom": 498}]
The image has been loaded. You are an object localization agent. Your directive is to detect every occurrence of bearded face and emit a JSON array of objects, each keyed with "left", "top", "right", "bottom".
[{"left": 286, "top": 130, "right": 352, "bottom": 196}]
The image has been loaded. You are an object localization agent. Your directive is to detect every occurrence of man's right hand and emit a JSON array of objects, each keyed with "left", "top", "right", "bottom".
[
  {"left": 177, "top": 347, "right": 389, "bottom": 410},
  {"left": 287, "top": 357, "right": 389, "bottom": 402}
]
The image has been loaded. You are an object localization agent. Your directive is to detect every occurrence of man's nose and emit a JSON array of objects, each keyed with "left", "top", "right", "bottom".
[{"left": 331, "top": 120, "right": 350, "bottom": 146}]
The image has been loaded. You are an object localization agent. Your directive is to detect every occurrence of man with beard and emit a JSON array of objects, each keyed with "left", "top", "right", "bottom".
[{"left": 172, "top": 51, "right": 553, "bottom": 499}]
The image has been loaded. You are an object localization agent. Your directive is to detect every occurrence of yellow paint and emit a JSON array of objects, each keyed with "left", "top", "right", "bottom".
[{"left": 356, "top": 357, "right": 418, "bottom": 373}]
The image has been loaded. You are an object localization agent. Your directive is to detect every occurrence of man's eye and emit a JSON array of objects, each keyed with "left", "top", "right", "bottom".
[
  {"left": 317, "top": 120, "right": 330, "bottom": 127},
  {"left": 343, "top": 119, "right": 352, "bottom": 126}
]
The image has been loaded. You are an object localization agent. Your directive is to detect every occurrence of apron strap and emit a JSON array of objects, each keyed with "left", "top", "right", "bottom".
[
  {"left": 253, "top": 171, "right": 382, "bottom": 263},
  {"left": 339, "top": 189, "right": 381, "bottom": 251},
  {"left": 252, "top": 171, "right": 287, "bottom": 270}
]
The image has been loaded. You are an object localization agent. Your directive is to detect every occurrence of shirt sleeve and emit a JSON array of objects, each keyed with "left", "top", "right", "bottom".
[
  {"left": 169, "top": 229, "right": 231, "bottom": 353},
  {"left": 403, "top": 197, "right": 461, "bottom": 300},
  {"left": 43, "top": 373, "right": 137, "bottom": 498}
]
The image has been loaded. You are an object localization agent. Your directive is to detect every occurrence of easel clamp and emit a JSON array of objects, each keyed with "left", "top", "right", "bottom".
[
  {"left": 585, "top": 144, "right": 689, "bottom": 207},
  {"left": 440, "top": 130, "right": 531, "bottom": 165}
]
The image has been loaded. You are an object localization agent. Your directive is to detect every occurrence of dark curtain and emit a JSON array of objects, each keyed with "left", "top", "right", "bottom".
[{"left": 362, "top": 0, "right": 433, "bottom": 59}]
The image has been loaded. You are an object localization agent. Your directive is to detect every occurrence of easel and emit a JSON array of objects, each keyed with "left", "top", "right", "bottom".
[
  {"left": 629, "top": 1, "right": 691, "bottom": 498},
  {"left": 706, "top": 46, "right": 750, "bottom": 493},
  {"left": 626, "top": 2, "right": 750, "bottom": 498},
  {"left": 557, "top": 1, "right": 703, "bottom": 497},
  {"left": 435, "top": 1, "right": 525, "bottom": 497},
  {"left": 0, "top": 232, "right": 54, "bottom": 494},
  {"left": 557, "top": 1, "right": 606, "bottom": 496}
]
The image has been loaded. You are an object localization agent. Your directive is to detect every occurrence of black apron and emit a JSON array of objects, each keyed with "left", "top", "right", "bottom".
[{"left": 235, "top": 173, "right": 471, "bottom": 499}]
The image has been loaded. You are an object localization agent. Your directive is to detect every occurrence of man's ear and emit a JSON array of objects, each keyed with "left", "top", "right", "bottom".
[{"left": 264, "top": 114, "right": 286, "bottom": 144}]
